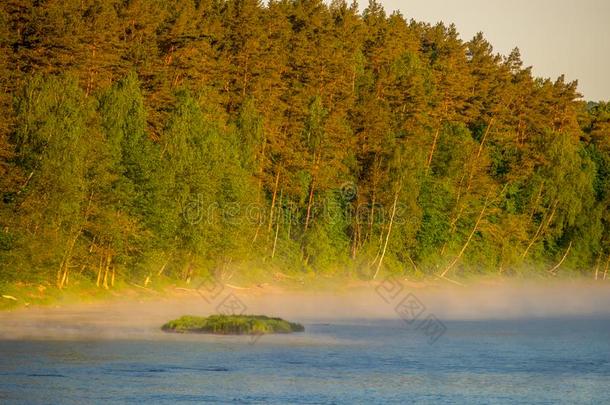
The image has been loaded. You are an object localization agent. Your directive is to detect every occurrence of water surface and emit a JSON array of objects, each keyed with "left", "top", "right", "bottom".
[{"left": 1, "top": 317, "right": 609, "bottom": 404}]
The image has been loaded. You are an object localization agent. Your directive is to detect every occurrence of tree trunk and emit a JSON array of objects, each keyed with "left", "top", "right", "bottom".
[
  {"left": 181, "top": 253, "right": 192, "bottom": 281},
  {"left": 369, "top": 227, "right": 384, "bottom": 269},
  {"left": 351, "top": 211, "right": 361, "bottom": 259},
  {"left": 594, "top": 253, "right": 601, "bottom": 280},
  {"left": 440, "top": 190, "right": 495, "bottom": 278},
  {"left": 466, "top": 118, "right": 495, "bottom": 192},
  {"left": 450, "top": 118, "right": 496, "bottom": 233},
  {"left": 367, "top": 154, "right": 381, "bottom": 241},
  {"left": 96, "top": 255, "right": 103, "bottom": 287},
  {"left": 547, "top": 241, "right": 572, "bottom": 276},
  {"left": 57, "top": 228, "right": 81, "bottom": 289},
  {"left": 271, "top": 190, "right": 283, "bottom": 259},
  {"left": 58, "top": 190, "right": 94, "bottom": 288},
  {"left": 368, "top": 190, "right": 376, "bottom": 242},
  {"left": 529, "top": 184, "right": 544, "bottom": 222},
  {"left": 271, "top": 220, "right": 280, "bottom": 259},
  {"left": 157, "top": 257, "right": 170, "bottom": 276},
  {"left": 425, "top": 126, "right": 441, "bottom": 173},
  {"left": 304, "top": 153, "right": 318, "bottom": 233},
  {"left": 267, "top": 169, "right": 280, "bottom": 234},
  {"left": 522, "top": 199, "right": 558, "bottom": 259},
  {"left": 304, "top": 179, "right": 315, "bottom": 232},
  {"left": 373, "top": 185, "right": 400, "bottom": 280},
  {"left": 102, "top": 252, "right": 110, "bottom": 290},
  {"left": 287, "top": 202, "right": 292, "bottom": 240},
  {"left": 252, "top": 136, "right": 267, "bottom": 243},
  {"left": 406, "top": 254, "right": 418, "bottom": 274}
]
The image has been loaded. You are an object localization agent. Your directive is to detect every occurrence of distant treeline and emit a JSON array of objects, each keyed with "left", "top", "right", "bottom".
[{"left": 1, "top": 0, "right": 609, "bottom": 288}]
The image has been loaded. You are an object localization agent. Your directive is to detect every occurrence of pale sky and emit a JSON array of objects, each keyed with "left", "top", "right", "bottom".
[{"left": 375, "top": 0, "right": 610, "bottom": 101}]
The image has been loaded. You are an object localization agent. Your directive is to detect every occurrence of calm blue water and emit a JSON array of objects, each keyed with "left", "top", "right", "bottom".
[{"left": 0, "top": 317, "right": 609, "bottom": 404}]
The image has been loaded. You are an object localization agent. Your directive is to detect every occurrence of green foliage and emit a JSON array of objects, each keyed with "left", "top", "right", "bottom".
[
  {"left": 416, "top": 179, "right": 453, "bottom": 264},
  {"left": 161, "top": 315, "right": 305, "bottom": 335},
  {"left": 0, "top": 0, "right": 608, "bottom": 290},
  {"left": 6, "top": 75, "right": 93, "bottom": 281},
  {"left": 95, "top": 72, "right": 169, "bottom": 278},
  {"left": 303, "top": 191, "right": 350, "bottom": 271}
]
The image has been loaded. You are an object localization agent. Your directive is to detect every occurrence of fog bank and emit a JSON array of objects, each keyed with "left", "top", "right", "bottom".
[{"left": 0, "top": 280, "right": 608, "bottom": 340}]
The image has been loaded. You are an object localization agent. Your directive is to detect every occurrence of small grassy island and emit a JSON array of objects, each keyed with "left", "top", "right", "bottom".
[{"left": 161, "top": 315, "right": 305, "bottom": 335}]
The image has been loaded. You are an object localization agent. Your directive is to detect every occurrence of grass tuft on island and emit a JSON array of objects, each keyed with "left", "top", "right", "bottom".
[{"left": 161, "top": 314, "right": 305, "bottom": 335}]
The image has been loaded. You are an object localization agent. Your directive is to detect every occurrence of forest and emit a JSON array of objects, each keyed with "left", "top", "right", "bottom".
[{"left": 1, "top": 0, "right": 610, "bottom": 291}]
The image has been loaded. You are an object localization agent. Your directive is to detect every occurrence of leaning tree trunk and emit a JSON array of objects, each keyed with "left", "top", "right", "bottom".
[
  {"left": 547, "top": 241, "right": 572, "bottom": 276},
  {"left": 267, "top": 169, "right": 281, "bottom": 235},
  {"left": 373, "top": 184, "right": 400, "bottom": 280},
  {"left": 438, "top": 185, "right": 506, "bottom": 279},
  {"left": 304, "top": 153, "right": 321, "bottom": 232}
]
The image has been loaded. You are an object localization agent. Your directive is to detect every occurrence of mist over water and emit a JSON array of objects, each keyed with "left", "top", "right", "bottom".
[{"left": 0, "top": 281, "right": 608, "bottom": 341}]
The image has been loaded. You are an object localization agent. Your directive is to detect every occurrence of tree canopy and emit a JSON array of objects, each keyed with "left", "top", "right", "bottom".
[{"left": 1, "top": 0, "right": 609, "bottom": 288}]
